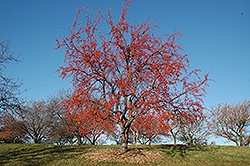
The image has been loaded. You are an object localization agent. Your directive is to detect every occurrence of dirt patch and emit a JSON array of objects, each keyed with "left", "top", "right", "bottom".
[{"left": 81, "top": 148, "right": 164, "bottom": 164}]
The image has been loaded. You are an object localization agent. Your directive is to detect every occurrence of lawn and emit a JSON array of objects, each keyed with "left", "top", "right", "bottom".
[{"left": 0, "top": 143, "right": 249, "bottom": 165}]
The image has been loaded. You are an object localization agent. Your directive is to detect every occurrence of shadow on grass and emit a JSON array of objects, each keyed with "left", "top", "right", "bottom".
[
  {"left": 0, "top": 144, "right": 88, "bottom": 166},
  {"left": 145, "top": 144, "right": 218, "bottom": 159}
]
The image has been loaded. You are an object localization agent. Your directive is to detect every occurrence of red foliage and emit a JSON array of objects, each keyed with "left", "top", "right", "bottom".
[
  {"left": 56, "top": 0, "right": 211, "bottom": 150},
  {"left": 131, "top": 112, "right": 168, "bottom": 145},
  {"left": 63, "top": 94, "right": 116, "bottom": 145}
]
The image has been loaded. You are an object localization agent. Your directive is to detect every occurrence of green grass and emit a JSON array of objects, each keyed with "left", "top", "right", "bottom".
[{"left": 0, "top": 143, "right": 249, "bottom": 166}]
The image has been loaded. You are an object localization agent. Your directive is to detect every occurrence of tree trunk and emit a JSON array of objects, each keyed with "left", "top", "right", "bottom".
[
  {"left": 120, "top": 126, "right": 129, "bottom": 153},
  {"left": 131, "top": 128, "right": 138, "bottom": 149},
  {"left": 173, "top": 137, "right": 177, "bottom": 145},
  {"left": 239, "top": 136, "right": 244, "bottom": 146},
  {"left": 76, "top": 134, "right": 82, "bottom": 145},
  {"left": 68, "top": 138, "right": 74, "bottom": 145},
  {"left": 34, "top": 138, "right": 39, "bottom": 143}
]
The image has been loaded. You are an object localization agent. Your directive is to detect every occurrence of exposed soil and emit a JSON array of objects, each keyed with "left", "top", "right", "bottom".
[{"left": 81, "top": 148, "right": 164, "bottom": 164}]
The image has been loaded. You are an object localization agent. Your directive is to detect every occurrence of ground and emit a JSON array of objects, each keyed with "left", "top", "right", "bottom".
[{"left": 81, "top": 148, "right": 164, "bottom": 164}]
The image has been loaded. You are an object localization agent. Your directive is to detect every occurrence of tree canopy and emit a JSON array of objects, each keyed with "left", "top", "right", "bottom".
[{"left": 56, "top": 0, "right": 210, "bottom": 152}]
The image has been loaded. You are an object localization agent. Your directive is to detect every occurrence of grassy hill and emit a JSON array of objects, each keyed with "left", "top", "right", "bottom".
[{"left": 0, "top": 143, "right": 249, "bottom": 165}]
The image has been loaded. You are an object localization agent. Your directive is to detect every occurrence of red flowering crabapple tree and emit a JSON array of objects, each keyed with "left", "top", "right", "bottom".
[{"left": 56, "top": 1, "right": 210, "bottom": 152}]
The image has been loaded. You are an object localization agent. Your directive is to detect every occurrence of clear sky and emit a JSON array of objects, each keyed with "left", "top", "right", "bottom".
[{"left": 1, "top": 0, "right": 250, "bottom": 144}]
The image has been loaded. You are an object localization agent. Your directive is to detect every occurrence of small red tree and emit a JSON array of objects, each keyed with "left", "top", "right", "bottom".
[
  {"left": 63, "top": 93, "right": 116, "bottom": 145},
  {"left": 131, "top": 112, "right": 167, "bottom": 146},
  {"left": 56, "top": 0, "right": 210, "bottom": 152},
  {"left": 65, "top": 108, "right": 114, "bottom": 145}
]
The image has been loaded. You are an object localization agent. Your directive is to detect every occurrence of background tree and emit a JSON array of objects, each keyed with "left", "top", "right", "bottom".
[
  {"left": 131, "top": 113, "right": 166, "bottom": 146},
  {"left": 56, "top": 0, "right": 210, "bottom": 152},
  {"left": 165, "top": 106, "right": 211, "bottom": 145},
  {"left": 166, "top": 112, "right": 186, "bottom": 145},
  {"left": 0, "top": 38, "right": 22, "bottom": 115},
  {"left": 16, "top": 100, "right": 53, "bottom": 143},
  {"left": 177, "top": 115, "right": 211, "bottom": 145},
  {"left": 63, "top": 92, "right": 116, "bottom": 145},
  {"left": 0, "top": 38, "right": 25, "bottom": 144},
  {"left": 211, "top": 100, "right": 250, "bottom": 146},
  {"left": 75, "top": 110, "right": 109, "bottom": 145},
  {"left": 46, "top": 89, "right": 76, "bottom": 145},
  {"left": 0, "top": 114, "right": 27, "bottom": 143},
  {"left": 63, "top": 112, "right": 85, "bottom": 145}
]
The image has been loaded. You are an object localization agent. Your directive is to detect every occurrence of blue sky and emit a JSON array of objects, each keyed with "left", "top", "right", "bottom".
[{"left": 1, "top": 0, "right": 250, "bottom": 144}]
